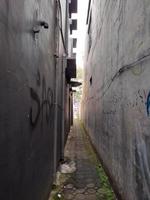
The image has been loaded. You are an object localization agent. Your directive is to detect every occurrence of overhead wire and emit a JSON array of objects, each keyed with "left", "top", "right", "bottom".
[{"left": 99, "top": 49, "right": 150, "bottom": 98}]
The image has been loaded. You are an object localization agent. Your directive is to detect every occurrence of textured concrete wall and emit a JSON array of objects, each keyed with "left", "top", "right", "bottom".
[
  {"left": 82, "top": 0, "right": 150, "bottom": 199},
  {"left": 0, "top": 0, "right": 67, "bottom": 199}
]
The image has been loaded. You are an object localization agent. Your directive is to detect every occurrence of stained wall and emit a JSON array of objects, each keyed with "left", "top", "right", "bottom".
[
  {"left": 81, "top": 0, "right": 150, "bottom": 199},
  {"left": 0, "top": 0, "right": 68, "bottom": 199}
]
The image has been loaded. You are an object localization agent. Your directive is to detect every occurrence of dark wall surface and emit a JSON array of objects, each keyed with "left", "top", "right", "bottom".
[{"left": 0, "top": 1, "right": 56, "bottom": 199}]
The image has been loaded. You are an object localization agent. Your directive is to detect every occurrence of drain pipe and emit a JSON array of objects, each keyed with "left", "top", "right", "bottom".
[
  {"left": 53, "top": 58, "right": 58, "bottom": 183},
  {"left": 53, "top": 0, "right": 59, "bottom": 182},
  {"left": 61, "top": 56, "right": 67, "bottom": 161}
]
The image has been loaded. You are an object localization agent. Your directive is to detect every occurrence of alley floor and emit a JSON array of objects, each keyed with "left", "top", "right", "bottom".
[{"left": 49, "top": 119, "right": 116, "bottom": 200}]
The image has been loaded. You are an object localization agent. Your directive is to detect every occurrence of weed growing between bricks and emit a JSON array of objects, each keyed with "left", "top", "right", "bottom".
[{"left": 80, "top": 121, "right": 116, "bottom": 200}]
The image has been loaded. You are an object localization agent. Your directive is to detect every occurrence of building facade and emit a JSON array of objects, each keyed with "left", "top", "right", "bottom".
[
  {"left": 81, "top": 0, "right": 150, "bottom": 199},
  {"left": 0, "top": 0, "right": 77, "bottom": 199}
]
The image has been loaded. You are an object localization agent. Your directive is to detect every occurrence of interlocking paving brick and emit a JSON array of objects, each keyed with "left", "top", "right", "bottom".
[
  {"left": 84, "top": 194, "right": 96, "bottom": 200},
  {"left": 87, "top": 188, "right": 96, "bottom": 194},
  {"left": 49, "top": 119, "right": 115, "bottom": 200},
  {"left": 86, "top": 183, "right": 95, "bottom": 188},
  {"left": 60, "top": 120, "right": 100, "bottom": 199},
  {"left": 74, "top": 193, "right": 85, "bottom": 200},
  {"left": 64, "top": 193, "right": 74, "bottom": 200},
  {"left": 65, "top": 184, "right": 74, "bottom": 189},
  {"left": 76, "top": 188, "right": 85, "bottom": 194}
]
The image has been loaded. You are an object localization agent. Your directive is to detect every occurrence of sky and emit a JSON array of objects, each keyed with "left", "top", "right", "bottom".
[{"left": 76, "top": 0, "right": 89, "bottom": 68}]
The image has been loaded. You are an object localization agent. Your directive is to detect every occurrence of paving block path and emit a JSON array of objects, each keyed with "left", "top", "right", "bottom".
[{"left": 50, "top": 119, "right": 115, "bottom": 200}]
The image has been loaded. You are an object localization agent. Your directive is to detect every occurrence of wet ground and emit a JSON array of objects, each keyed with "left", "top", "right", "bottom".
[{"left": 49, "top": 119, "right": 116, "bottom": 200}]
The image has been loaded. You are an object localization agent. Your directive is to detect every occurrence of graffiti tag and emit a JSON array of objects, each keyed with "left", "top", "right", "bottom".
[{"left": 30, "top": 71, "right": 53, "bottom": 128}]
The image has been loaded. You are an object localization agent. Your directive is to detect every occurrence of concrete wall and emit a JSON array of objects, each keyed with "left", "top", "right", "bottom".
[
  {"left": 0, "top": 0, "right": 71, "bottom": 199},
  {"left": 82, "top": 0, "right": 150, "bottom": 199}
]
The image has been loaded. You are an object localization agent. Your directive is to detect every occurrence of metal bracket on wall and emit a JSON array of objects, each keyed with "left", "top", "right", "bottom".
[{"left": 33, "top": 21, "right": 49, "bottom": 40}]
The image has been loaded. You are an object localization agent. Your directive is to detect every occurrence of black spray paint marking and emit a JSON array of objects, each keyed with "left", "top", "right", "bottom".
[{"left": 30, "top": 73, "right": 53, "bottom": 128}]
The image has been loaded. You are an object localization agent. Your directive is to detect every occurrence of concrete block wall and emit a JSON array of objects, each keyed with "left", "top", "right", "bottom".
[
  {"left": 82, "top": 0, "right": 150, "bottom": 199},
  {"left": 0, "top": 0, "right": 70, "bottom": 199}
]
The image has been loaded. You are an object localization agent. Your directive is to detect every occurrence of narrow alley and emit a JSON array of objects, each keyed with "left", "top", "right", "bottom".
[
  {"left": 49, "top": 119, "right": 115, "bottom": 200},
  {"left": 0, "top": 0, "right": 150, "bottom": 199}
]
